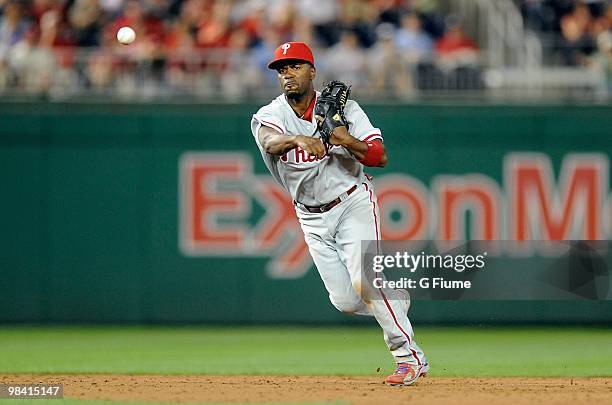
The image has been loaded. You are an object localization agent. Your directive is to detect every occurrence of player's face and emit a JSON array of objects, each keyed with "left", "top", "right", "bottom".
[{"left": 276, "top": 62, "right": 315, "bottom": 99}]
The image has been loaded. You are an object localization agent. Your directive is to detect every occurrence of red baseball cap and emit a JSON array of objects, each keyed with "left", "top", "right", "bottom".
[{"left": 268, "top": 42, "right": 315, "bottom": 70}]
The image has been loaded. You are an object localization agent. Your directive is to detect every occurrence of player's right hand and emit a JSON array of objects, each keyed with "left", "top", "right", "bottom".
[{"left": 294, "top": 135, "right": 326, "bottom": 159}]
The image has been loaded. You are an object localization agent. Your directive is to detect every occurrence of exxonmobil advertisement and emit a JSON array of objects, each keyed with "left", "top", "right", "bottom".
[{"left": 179, "top": 152, "right": 609, "bottom": 279}]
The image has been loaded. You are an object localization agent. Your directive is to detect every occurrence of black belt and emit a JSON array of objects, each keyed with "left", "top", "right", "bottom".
[{"left": 298, "top": 185, "right": 358, "bottom": 213}]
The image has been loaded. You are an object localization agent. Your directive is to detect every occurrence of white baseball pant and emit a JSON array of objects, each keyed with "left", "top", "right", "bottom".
[{"left": 296, "top": 181, "right": 426, "bottom": 365}]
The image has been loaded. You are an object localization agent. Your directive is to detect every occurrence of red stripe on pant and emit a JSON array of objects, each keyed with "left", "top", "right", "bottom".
[{"left": 363, "top": 182, "right": 421, "bottom": 366}]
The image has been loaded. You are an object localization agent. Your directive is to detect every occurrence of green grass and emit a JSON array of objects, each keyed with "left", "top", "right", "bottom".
[{"left": 0, "top": 326, "right": 611, "bottom": 377}]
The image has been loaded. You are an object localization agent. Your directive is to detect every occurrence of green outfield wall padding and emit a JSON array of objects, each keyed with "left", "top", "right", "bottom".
[{"left": 0, "top": 102, "right": 610, "bottom": 323}]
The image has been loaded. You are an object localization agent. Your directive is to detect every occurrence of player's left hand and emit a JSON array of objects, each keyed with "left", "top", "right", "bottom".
[{"left": 314, "top": 80, "right": 351, "bottom": 146}]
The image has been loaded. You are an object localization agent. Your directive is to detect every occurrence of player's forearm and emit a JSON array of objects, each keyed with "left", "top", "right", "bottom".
[
  {"left": 263, "top": 135, "right": 298, "bottom": 155},
  {"left": 341, "top": 136, "right": 368, "bottom": 160},
  {"left": 258, "top": 127, "right": 298, "bottom": 156},
  {"left": 338, "top": 134, "right": 388, "bottom": 167}
]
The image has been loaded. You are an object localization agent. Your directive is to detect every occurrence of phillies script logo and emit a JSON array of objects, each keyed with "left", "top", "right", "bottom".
[{"left": 179, "top": 152, "right": 609, "bottom": 278}]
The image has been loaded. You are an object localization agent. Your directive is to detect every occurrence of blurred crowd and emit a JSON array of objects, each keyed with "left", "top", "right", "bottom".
[
  {"left": 1, "top": 0, "right": 609, "bottom": 98},
  {"left": 520, "top": 0, "right": 612, "bottom": 83},
  {"left": 0, "top": 0, "right": 485, "bottom": 97}
]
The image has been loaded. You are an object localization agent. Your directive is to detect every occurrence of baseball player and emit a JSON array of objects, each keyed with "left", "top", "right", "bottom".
[{"left": 250, "top": 42, "right": 429, "bottom": 386}]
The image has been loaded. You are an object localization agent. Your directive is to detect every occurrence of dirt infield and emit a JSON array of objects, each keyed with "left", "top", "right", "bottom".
[{"left": 1, "top": 374, "right": 611, "bottom": 404}]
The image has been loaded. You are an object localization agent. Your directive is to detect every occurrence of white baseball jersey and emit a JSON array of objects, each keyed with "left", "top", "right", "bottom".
[{"left": 250, "top": 92, "right": 383, "bottom": 206}]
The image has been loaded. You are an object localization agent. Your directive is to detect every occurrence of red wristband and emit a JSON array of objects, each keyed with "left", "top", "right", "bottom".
[{"left": 359, "top": 140, "right": 383, "bottom": 166}]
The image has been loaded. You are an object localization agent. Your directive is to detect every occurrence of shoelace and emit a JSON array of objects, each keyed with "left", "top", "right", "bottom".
[{"left": 394, "top": 364, "right": 409, "bottom": 374}]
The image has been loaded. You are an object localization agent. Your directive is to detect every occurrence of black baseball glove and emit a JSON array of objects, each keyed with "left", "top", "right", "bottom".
[{"left": 314, "top": 80, "right": 351, "bottom": 145}]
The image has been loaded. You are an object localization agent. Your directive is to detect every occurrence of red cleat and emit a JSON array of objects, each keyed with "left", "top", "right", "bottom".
[{"left": 385, "top": 362, "right": 429, "bottom": 386}]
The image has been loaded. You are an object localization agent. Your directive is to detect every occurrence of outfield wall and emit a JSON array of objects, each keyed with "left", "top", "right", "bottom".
[{"left": 0, "top": 102, "right": 610, "bottom": 323}]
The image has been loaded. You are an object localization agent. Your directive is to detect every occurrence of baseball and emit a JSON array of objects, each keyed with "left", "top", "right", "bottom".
[{"left": 117, "top": 26, "right": 136, "bottom": 45}]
